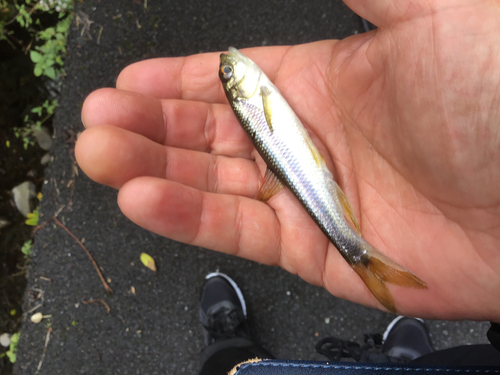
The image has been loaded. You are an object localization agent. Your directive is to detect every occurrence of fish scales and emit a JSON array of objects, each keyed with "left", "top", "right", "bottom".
[{"left": 232, "top": 91, "right": 361, "bottom": 262}]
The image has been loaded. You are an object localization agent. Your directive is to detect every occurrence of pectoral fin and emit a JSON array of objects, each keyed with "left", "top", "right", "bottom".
[
  {"left": 305, "top": 137, "right": 325, "bottom": 167},
  {"left": 255, "top": 168, "right": 284, "bottom": 202},
  {"left": 335, "top": 184, "right": 362, "bottom": 236},
  {"left": 260, "top": 86, "right": 274, "bottom": 134}
]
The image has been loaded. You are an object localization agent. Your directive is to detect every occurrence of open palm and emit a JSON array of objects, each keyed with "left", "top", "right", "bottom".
[{"left": 76, "top": 0, "right": 500, "bottom": 320}]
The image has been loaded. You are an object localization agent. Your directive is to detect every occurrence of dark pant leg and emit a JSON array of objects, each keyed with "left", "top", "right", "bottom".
[
  {"left": 410, "top": 344, "right": 500, "bottom": 366},
  {"left": 199, "top": 338, "right": 274, "bottom": 375}
]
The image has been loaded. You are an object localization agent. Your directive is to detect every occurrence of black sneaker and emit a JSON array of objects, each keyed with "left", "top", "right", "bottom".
[
  {"left": 199, "top": 272, "right": 251, "bottom": 346},
  {"left": 382, "top": 316, "right": 434, "bottom": 362}
]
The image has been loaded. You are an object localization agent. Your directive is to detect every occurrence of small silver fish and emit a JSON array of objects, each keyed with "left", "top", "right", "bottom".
[{"left": 219, "top": 47, "right": 426, "bottom": 313}]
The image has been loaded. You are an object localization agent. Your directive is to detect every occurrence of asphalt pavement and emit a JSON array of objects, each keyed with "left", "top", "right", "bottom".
[{"left": 14, "top": 0, "right": 490, "bottom": 374}]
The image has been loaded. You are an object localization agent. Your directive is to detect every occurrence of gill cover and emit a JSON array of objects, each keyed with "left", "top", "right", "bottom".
[{"left": 220, "top": 47, "right": 261, "bottom": 100}]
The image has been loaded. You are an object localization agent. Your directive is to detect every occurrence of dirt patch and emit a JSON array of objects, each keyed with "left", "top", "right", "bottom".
[{"left": 0, "top": 41, "right": 49, "bottom": 374}]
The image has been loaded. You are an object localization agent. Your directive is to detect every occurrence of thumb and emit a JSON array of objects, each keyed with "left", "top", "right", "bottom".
[{"left": 343, "top": 0, "right": 433, "bottom": 27}]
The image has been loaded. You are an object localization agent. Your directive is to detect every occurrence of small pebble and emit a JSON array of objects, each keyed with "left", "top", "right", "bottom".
[
  {"left": 11, "top": 181, "right": 36, "bottom": 217},
  {"left": 0, "top": 218, "right": 10, "bottom": 229},
  {"left": 41, "top": 153, "right": 51, "bottom": 165},
  {"left": 0, "top": 333, "right": 11, "bottom": 347},
  {"left": 33, "top": 126, "right": 52, "bottom": 150},
  {"left": 31, "top": 312, "right": 43, "bottom": 323}
]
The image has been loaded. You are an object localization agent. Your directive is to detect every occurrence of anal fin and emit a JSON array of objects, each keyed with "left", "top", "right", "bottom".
[{"left": 255, "top": 168, "right": 284, "bottom": 202}]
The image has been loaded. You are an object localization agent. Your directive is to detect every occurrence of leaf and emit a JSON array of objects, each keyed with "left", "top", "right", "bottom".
[
  {"left": 57, "top": 18, "right": 70, "bottom": 33},
  {"left": 42, "top": 27, "right": 55, "bottom": 39},
  {"left": 6, "top": 332, "right": 19, "bottom": 363},
  {"left": 21, "top": 240, "right": 33, "bottom": 256},
  {"left": 6, "top": 350, "right": 15, "bottom": 363},
  {"left": 44, "top": 67, "right": 56, "bottom": 79},
  {"left": 34, "top": 65, "right": 43, "bottom": 76},
  {"left": 25, "top": 208, "right": 39, "bottom": 226},
  {"left": 31, "top": 106, "right": 43, "bottom": 116},
  {"left": 140, "top": 253, "right": 156, "bottom": 272},
  {"left": 10, "top": 333, "right": 19, "bottom": 346},
  {"left": 30, "top": 50, "right": 42, "bottom": 63}
]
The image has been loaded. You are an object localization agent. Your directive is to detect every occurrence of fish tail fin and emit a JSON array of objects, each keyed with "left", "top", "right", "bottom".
[{"left": 351, "top": 246, "right": 427, "bottom": 313}]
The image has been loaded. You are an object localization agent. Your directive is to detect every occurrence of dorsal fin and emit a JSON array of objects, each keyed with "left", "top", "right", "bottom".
[{"left": 255, "top": 168, "right": 284, "bottom": 202}]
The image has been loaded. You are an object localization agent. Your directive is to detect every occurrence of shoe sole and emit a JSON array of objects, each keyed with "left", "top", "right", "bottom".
[{"left": 205, "top": 272, "right": 247, "bottom": 317}]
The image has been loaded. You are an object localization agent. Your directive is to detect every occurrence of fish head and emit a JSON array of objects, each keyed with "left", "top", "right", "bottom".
[{"left": 220, "top": 47, "right": 261, "bottom": 101}]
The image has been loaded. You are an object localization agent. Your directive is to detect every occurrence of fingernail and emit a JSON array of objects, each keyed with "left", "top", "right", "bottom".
[{"left": 81, "top": 115, "right": 87, "bottom": 128}]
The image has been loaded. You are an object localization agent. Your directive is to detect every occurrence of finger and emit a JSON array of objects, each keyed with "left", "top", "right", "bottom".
[
  {"left": 343, "top": 0, "right": 431, "bottom": 27},
  {"left": 81, "top": 88, "right": 166, "bottom": 144},
  {"left": 118, "top": 176, "right": 281, "bottom": 266},
  {"left": 160, "top": 99, "right": 253, "bottom": 158},
  {"left": 75, "top": 125, "right": 261, "bottom": 197},
  {"left": 81, "top": 88, "right": 254, "bottom": 158},
  {"left": 116, "top": 46, "right": 291, "bottom": 103}
]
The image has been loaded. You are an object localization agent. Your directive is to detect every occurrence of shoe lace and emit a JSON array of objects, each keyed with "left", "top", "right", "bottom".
[
  {"left": 315, "top": 333, "right": 393, "bottom": 363},
  {"left": 204, "top": 305, "right": 245, "bottom": 341}
]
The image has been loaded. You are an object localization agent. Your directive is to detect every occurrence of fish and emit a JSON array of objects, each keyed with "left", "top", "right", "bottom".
[{"left": 219, "top": 47, "right": 427, "bottom": 313}]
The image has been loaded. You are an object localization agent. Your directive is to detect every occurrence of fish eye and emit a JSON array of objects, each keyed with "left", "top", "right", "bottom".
[{"left": 220, "top": 65, "right": 233, "bottom": 81}]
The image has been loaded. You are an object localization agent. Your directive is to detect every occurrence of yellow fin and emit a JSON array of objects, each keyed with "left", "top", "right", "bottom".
[
  {"left": 352, "top": 247, "right": 427, "bottom": 313},
  {"left": 296, "top": 124, "right": 324, "bottom": 168},
  {"left": 335, "top": 184, "right": 362, "bottom": 236},
  {"left": 261, "top": 86, "right": 324, "bottom": 168},
  {"left": 255, "top": 168, "right": 284, "bottom": 202},
  {"left": 305, "top": 137, "right": 324, "bottom": 167},
  {"left": 260, "top": 86, "right": 274, "bottom": 134}
]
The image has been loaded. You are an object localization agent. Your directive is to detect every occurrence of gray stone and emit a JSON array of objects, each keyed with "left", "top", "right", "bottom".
[
  {"left": 41, "top": 153, "right": 51, "bottom": 165},
  {"left": 11, "top": 181, "right": 36, "bottom": 217},
  {"left": 33, "top": 126, "right": 52, "bottom": 151},
  {"left": 0, "top": 218, "right": 10, "bottom": 229}
]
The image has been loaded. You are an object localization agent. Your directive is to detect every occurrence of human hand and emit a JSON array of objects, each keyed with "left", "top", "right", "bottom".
[{"left": 76, "top": 0, "right": 500, "bottom": 320}]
